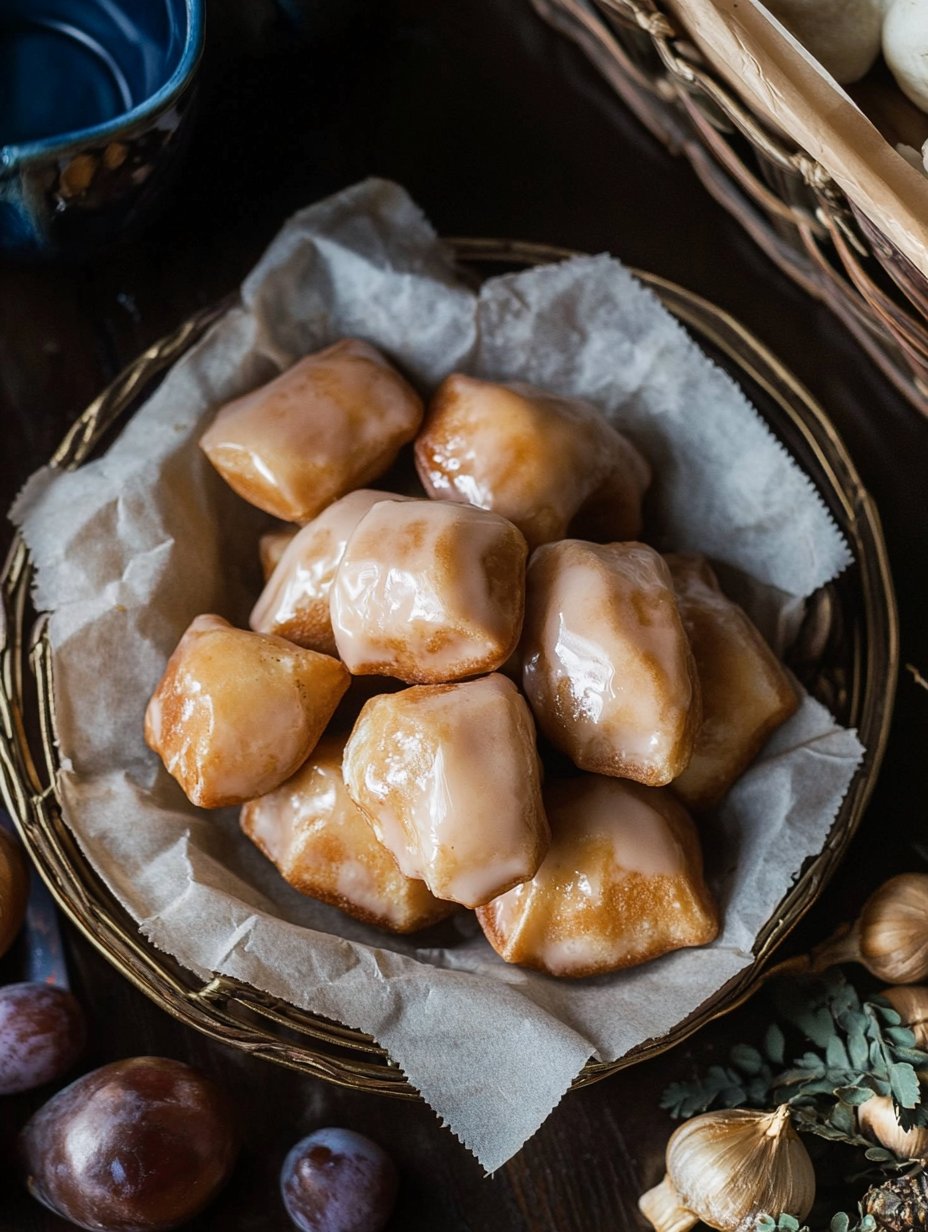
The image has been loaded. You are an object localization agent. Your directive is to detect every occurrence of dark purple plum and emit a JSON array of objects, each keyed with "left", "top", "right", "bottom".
[
  {"left": 0, "top": 982, "right": 86, "bottom": 1095},
  {"left": 281, "top": 1128, "right": 398, "bottom": 1232},
  {"left": 19, "top": 1055, "right": 238, "bottom": 1231}
]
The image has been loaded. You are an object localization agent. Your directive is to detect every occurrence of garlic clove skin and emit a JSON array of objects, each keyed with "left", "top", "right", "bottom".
[
  {"left": 880, "top": 984, "right": 928, "bottom": 1049},
  {"left": 884, "top": 0, "right": 928, "bottom": 114},
  {"left": 640, "top": 1106, "right": 815, "bottom": 1232},
  {"left": 638, "top": 1175, "right": 698, "bottom": 1232},
  {"left": 859, "top": 874, "right": 928, "bottom": 983},
  {"left": 858, "top": 1093, "right": 928, "bottom": 1160},
  {"left": 762, "top": 0, "right": 885, "bottom": 84}
]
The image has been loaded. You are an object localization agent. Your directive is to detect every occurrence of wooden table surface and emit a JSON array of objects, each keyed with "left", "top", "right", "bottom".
[{"left": 1, "top": 1, "right": 926, "bottom": 1228}]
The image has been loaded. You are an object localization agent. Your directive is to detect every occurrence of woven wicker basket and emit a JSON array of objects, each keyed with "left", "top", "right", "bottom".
[
  {"left": 532, "top": 0, "right": 928, "bottom": 414},
  {"left": 0, "top": 240, "right": 897, "bottom": 1096}
]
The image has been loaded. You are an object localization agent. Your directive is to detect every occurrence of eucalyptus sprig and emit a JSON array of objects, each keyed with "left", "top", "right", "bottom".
[
  {"left": 754, "top": 1212, "right": 877, "bottom": 1232},
  {"left": 661, "top": 970, "right": 928, "bottom": 1159},
  {"left": 754, "top": 1213, "right": 877, "bottom": 1232}
]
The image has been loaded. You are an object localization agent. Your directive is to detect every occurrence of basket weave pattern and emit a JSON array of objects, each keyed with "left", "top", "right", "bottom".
[
  {"left": 0, "top": 241, "right": 898, "bottom": 1096},
  {"left": 532, "top": 0, "right": 928, "bottom": 413}
]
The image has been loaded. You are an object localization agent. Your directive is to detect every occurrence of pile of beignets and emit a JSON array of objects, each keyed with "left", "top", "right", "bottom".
[{"left": 145, "top": 337, "right": 799, "bottom": 979}]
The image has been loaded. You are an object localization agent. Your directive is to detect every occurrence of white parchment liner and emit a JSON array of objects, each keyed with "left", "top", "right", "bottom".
[{"left": 13, "top": 179, "right": 862, "bottom": 1171}]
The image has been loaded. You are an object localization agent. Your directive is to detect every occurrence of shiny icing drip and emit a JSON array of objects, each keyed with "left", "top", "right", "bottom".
[
  {"left": 199, "top": 338, "right": 423, "bottom": 521},
  {"left": 522, "top": 541, "right": 698, "bottom": 784},
  {"left": 331, "top": 499, "right": 526, "bottom": 682},
  {"left": 415, "top": 374, "right": 651, "bottom": 549},
  {"left": 144, "top": 614, "right": 348, "bottom": 808},
  {"left": 241, "top": 736, "right": 451, "bottom": 932},
  {"left": 250, "top": 489, "right": 408, "bottom": 652},
  {"left": 342, "top": 674, "right": 548, "bottom": 907},
  {"left": 477, "top": 775, "right": 718, "bottom": 977}
]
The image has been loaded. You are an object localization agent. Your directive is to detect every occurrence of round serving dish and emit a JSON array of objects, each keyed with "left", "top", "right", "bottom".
[{"left": 0, "top": 239, "right": 897, "bottom": 1097}]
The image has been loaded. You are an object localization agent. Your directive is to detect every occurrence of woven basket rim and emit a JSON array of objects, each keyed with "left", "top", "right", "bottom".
[{"left": 0, "top": 238, "right": 898, "bottom": 1098}]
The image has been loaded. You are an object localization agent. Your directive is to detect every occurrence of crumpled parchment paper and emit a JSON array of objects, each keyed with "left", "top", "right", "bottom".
[{"left": 13, "top": 178, "right": 862, "bottom": 1171}]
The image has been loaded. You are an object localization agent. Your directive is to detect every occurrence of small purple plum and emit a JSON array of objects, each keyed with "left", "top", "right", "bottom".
[
  {"left": 0, "top": 982, "right": 86, "bottom": 1094},
  {"left": 281, "top": 1128, "right": 398, "bottom": 1232},
  {"left": 19, "top": 1055, "right": 238, "bottom": 1231}
]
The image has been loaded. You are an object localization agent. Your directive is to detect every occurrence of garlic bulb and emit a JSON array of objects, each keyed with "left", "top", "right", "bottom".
[
  {"left": 0, "top": 828, "right": 28, "bottom": 960},
  {"left": 880, "top": 985, "right": 928, "bottom": 1049},
  {"left": 639, "top": 1106, "right": 815, "bottom": 1232},
  {"left": 859, "top": 874, "right": 928, "bottom": 983},
  {"left": 762, "top": 0, "right": 885, "bottom": 84},
  {"left": 884, "top": 0, "right": 928, "bottom": 114},
  {"left": 812, "top": 875, "right": 928, "bottom": 982},
  {"left": 858, "top": 1094, "right": 928, "bottom": 1160}
]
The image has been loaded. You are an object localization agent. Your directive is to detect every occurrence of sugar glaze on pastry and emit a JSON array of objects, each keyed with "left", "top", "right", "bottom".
[
  {"left": 415, "top": 374, "right": 651, "bottom": 549},
  {"left": 200, "top": 338, "right": 423, "bottom": 522},
  {"left": 241, "top": 735, "right": 453, "bottom": 933},
  {"left": 251, "top": 489, "right": 409, "bottom": 656},
  {"left": 477, "top": 776, "right": 719, "bottom": 978},
  {"left": 521, "top": 540, "right": 700, "bottom": 785},
  {"left": 342, "top": 674, "right": 548, "bottom": 908},
  {"left": 666, "top": 554, "right": 799, "bottom": 810},
  {"left": 145, "top": 614, "right": 349, "bottom": 809},
  {"left": 331, "top": 498, "right": 527, "bottom": 683}
]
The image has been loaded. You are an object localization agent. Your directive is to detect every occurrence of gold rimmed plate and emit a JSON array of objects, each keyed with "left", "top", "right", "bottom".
[{"left": 0, "top": 239, "right": 897, "bottom": 1097}]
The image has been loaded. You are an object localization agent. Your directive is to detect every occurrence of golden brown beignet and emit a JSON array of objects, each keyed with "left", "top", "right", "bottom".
[
  {"left": 259, "top": 526, "right": 298, "bottom": 582},
  {"left": 414, "top": 375, "right": 651, "bottom": 549},
  {"left": 331, "top": 498, "right": 527, "bottom": 683},
  {"left": 241, "top": 736, "right": 454, "bottom": 933},
  {"left": 251, "top": 490, "right": 409, "bottom": 656},
  {"left": 666, "top": 554, "right": 799, "bottom": 811},
  {"left": 144, "top": 615, "right": 349, "bottom": 809},
  {"left": 342, "top": 674, "right": 549, "bottom": 908},
  {"left": 522, "top": 540, "right": 700, "bottom": 785},
  {"left": 200, "top": 338, "right": 423, "bottom": 522},
  {"left": 476, "top": 776, "right": 719, "bottom": 978}
]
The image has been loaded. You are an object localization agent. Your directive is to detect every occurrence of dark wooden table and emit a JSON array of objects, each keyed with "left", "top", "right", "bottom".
[{"left": 1, "top": 1, "right": 926, "bottom": 1228}]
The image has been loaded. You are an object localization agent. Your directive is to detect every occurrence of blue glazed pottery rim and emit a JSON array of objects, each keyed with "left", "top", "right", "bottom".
[{"left": 0, "top": 0, "right": 205, "bottom": 168}]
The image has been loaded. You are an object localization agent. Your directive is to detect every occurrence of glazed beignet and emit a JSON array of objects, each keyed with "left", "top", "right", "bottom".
[
  {"left": 666, "top": 554, "right": 799, "bottom": 811},
  {"left": 241, "top": 736, "right": 454, "bottom": 933},
  {"left": 477, "top": 776, "right": 719, "bottom": 978},
  {"left": 522, "top": 540, "right": 700, "bottom": 786},
  {"left": 251, "top": 489, "right": 409, "bottom": 656},
  {"left": 342, "top": 674, "right": 549, "bottom": 907},
  {"left": 331, "top": 499, "right": 527, "bottom": 683},
  {"left": 414, "top": 375, "right": 651, "bottom": 549},
  {"left": 200, "top": 338, "right": 423, "bottom": 522},
  {"left": 144, "top": 615, "right": 349, "bottom": 809}
]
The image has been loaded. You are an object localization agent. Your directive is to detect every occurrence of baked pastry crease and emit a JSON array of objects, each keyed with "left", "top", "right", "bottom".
[
  {"left": 200, "top": 338, "right": 423, "bottom": 522},
  {"left": 415, "top": 374, "right": 651, "bottom": 549},
  {"left": 522, "top": 540, "right": 700, "bottom": 785},
  {"left": 477, "top": 776, "right": 719, "bottom": 978},
  {"left": 342, "top": 674, "right": 549, "bottom": 908},
  {"left": 241, "top": 735, "right": 454, "bottom": 933},
  {"left": 145, "top": 615, "right": 349, "bottom": 808},
  {"left": 331, "top": 498, "right": 527, "bottom": 683},
  {"left": 666, "top": 554, "right": 799, "bottom": 810}
]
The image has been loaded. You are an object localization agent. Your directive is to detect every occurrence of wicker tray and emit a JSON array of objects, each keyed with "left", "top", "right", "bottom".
[
  {"left": 532, "top": 0, "right": 928, "bottom": 414},
  {"left": 0, "top": 238, "right": 897, "bottom": 1098}
]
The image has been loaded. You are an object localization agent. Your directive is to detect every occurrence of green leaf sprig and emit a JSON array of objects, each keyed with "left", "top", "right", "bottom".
[
  {"left": 753, "top": 1214, "right": 877, "bottom": 1232},
  {"left": 661, "top": 970, "right": 928, "bottom": 1161}
]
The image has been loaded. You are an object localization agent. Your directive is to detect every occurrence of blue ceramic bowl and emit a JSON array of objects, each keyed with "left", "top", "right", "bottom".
[{"left": 0, "top": 0, "right": 204, "bottom": 256}]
